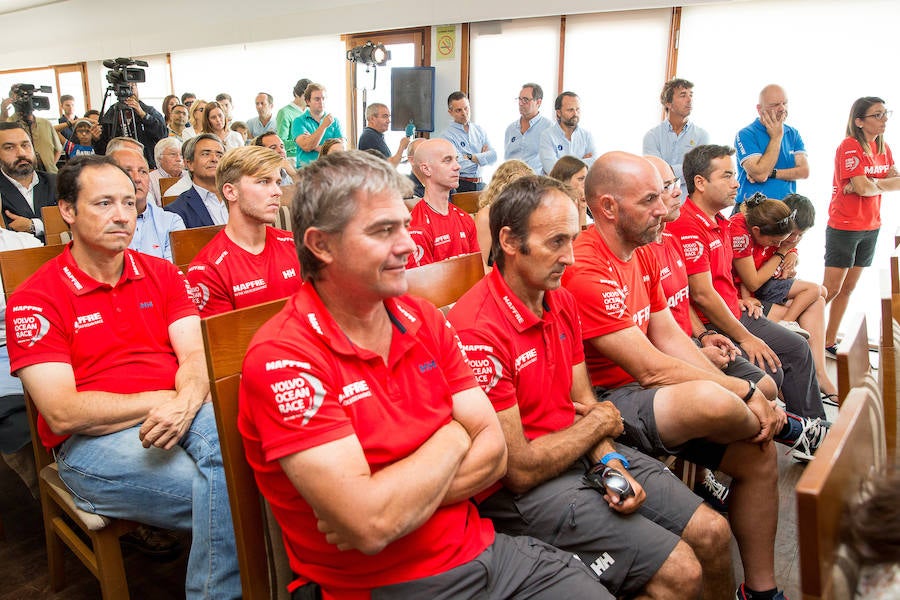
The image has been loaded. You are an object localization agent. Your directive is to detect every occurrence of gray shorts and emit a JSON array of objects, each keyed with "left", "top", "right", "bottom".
[
  {"left": 596, "top": 383, "right": 729, "bottom": 470},
  {"left": 478, "top": 446, "right": 702, "bottom": 597},
  {"left": 371, "top": 532, "right": 608, "bottom": 599},
  {"left": 824, "top": 226, "right": 879, "bottom": 268}
]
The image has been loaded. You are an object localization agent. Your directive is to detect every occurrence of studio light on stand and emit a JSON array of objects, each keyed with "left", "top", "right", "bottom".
[{"left": 347, "top": 40, "right": 392, "bottom": 142}]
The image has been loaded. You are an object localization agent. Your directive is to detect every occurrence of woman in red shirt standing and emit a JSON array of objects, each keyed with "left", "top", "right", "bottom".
[{"left": 823, "top": 96, "right": 900, "bottom": 354}]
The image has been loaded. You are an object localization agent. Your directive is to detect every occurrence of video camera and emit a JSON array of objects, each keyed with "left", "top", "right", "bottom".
[
  {"left": 103, "top": 57, "right": 148, "bottom": 101},
  {"left": 11, "top": 83, "right": 51, "bottom": 115}
]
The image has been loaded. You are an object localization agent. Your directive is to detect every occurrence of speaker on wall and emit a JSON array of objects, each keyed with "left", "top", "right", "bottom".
[{"left": 390, "top": 66, "right": 435, "bottom": 133}]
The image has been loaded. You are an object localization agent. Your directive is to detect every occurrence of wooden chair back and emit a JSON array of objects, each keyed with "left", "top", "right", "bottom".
[
  {"left": 406, "top": 252, "right": 485, "bottom": 312},
  {"left": 170, "top": 224, "right": 225, "bottom": 272},
  {"left": 0, "top": 244, "right": 65, "bottom": 301},
  {"left": 161, "top": 194, "right": 180, "bottom": 207},
  {"left": 451, "top": 191, "right": 481, "bottom": 214},
  {"left": 158, "top": 176, "right": 181, "bottom": 197},
  {"left": 836, "top": 312, "right": 870, "bottom": 406},
  {"left": 892, "top": 245, "right": 900, "bottom": 296},
  {"left": 796, "top": 384, "right": 885, "bottom": 599},
  {"left": 879, "top": 270, "right": 899, "bottom": 462},
  {"left": 201, "top": 299, "right": 291, "bottom": 600},
  {"left": 40, "top": 205, "right": 69, "bottom": 246}
]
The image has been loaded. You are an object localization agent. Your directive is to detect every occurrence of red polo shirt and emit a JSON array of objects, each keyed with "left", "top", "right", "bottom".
[
  {"left": 828, "top": 137, "right": 895, "bottom": 231},
  {"left": 407, "top": 200, "right": 479, "bottom": 268},
  {"left": 238, "top": 284, "right": 494, "bottom": 598},
  {"left": 667, "top": 197, "right": 741, "bottom": 322},
  {"left": 648, "top": 229, "right": 692, "bottom": 336},
  {"left": 7, "top": 246, "right": 198, "bottom": 449},
  {"left": 186, "top": 227, "right": 301, "bottom": 317},
  {"left": 561, "top": 226, "right": 667, "bottom": 389}
]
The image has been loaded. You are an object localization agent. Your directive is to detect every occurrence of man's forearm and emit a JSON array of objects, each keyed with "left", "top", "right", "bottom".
[
  {"left": 442, "top": 417, "right": 506, "bottom": 503},
  {"left": 173, "top": 348, "right": 210, "bottom": 415},
  {"left": 690, "top": 288, "right": 751, "bottom": 343}
]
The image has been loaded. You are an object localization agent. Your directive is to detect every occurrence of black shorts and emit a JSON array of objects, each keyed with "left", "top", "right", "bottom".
[
  {"left": 595, "top": 383, "right": 728, "bottom": 470},
  {"left": 824, "top": 226, "right": 879, "bottom": 268}
]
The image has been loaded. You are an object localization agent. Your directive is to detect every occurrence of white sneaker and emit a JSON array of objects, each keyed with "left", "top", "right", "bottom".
[
  {"left": 790, "top": 417, "right": 830, "bottom": 462},
  {"left": 779, "top": 320, "right": 810, "bottom": 339}
]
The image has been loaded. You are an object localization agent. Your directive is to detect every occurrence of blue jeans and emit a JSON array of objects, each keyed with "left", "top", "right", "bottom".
[{"left": 56, "top": 403, "right": 241, "bottom": 599}]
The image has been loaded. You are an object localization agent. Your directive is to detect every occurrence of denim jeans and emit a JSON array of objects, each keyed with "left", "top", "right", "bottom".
[{"left": 56, "top": 403, "right": 241, "bottom": 599}]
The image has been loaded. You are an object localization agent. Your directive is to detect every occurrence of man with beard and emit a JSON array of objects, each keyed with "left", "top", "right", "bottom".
[
  {"left": 186, "top": 146, "right": 300, "bottom": 317},
  {"left": 539, "top": 92, "right": 595, "bottom": 174},
  {"left": 0, "top": 122, "right": 57, "bottom": 242}
]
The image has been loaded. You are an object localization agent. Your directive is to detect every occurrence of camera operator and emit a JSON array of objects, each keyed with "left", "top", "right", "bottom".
[
  {"left": 95, "top": 82, "right": 167, "bottom": 169},
  {"left": 2, "top": 85, "right": 62, "bottom": 174}
]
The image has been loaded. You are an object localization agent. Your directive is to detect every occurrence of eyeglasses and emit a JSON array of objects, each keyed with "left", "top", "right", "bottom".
[
  {"left": 863, "top": 110, "right": 892, "bottom": 120},
  {"left": 516, "top": 97, "right": 535, "bottom": 104},
  {"left": 662, "top": 177, "right": 681, "bottom": 192}
]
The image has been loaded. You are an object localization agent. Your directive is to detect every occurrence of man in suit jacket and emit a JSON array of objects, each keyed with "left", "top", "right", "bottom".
[
  {"left": 164, "top": 134, "right": 226, "bottom": 229},
  {"left": 0, "top": 122, "right": 57, "bottom": 243}
]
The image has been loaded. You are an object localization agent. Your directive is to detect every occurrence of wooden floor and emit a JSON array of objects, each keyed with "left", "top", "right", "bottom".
[{"left": 0, "top": 361, "right": 845, "bottom": 599}]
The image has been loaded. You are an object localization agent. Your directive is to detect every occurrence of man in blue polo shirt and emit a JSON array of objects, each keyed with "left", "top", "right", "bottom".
[
  {"left": 734, "top": 84, "right": 809, "bottom": 206},
  {"left": 504, "top": 83, "right": 551, "bottom": 174},
  {"left": 439, "top": 91, "right": 496, "bottom": 192}
]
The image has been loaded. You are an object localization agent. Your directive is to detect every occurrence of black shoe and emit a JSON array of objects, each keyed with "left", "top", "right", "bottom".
[{"left": 121, "top": 525, "right": 183, "bottom": 561}]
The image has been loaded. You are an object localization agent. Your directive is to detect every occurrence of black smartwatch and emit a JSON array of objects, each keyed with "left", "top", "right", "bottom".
[
  {"left": 742, "top": 379, "right": 757, "bottom": 402},
  {"left": 770, "top": 168, "right": 778, "bottom": 179}
]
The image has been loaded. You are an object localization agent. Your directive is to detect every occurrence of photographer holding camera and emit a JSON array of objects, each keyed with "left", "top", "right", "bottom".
[{"left": 2, "top": 84, "right": 62, "bottom": 174}]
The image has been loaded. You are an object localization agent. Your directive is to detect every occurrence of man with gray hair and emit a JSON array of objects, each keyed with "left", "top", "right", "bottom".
[
  {"left": 148, "top": 137, "right": 191, "bottom": 207},
  {"left": 165, "top": 134, "right": 226, "bottom": 228},
  {"left": 643, "top": 78, "right": 709, "bottom": 182},
  {"left": 358, "top": 102, "right": 410, "bottom": 167},
  {"left": 238, "top": 149, "right": 604, "bottom": 599}
]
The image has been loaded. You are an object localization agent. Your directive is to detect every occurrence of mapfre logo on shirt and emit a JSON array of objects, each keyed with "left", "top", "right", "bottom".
[
  {"left": 269, "top": 372, "right": 325, "bottom": 425},
  {"left": 73, "top": 311, "right": 104, "bottom": 331},
  {"left": 10, "top": 307, "right": 50, "bottom": 348},
  {"left": 732, "top": 233, "right": 750, "bottom": 253}
]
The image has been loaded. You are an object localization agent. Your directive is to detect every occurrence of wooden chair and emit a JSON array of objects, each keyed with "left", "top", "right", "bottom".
[
  {"left": 406, "top": 252, "right": 486, "bottom": 312},
  {"left": 158, "top": 176, "right": 181, "bottom": 198},
  {"left": 879, "top": 270, "right": 900, "bottom": 462},
  {"left": 796, "top": 384, "right": 885, "bottom": 600},
  {"left": 161, "top": 194, "right": 180, "bottom": 207},
  {"left": 835, "top": 312, "right": 871, "bottom": 406},
  {"left": 169, "top": 224, "right": 225, "bottom": 272},
  {"left": 0, "top": 244, "right": 139, "bottom": 600},
  {"left": 451, "top": 191, "right": 481, "bottom": 214},
  {"left": 40, "top": 205, "right": 69, "bottom": 246},
  {"left": 273, "top": 205, "right": 292, "bottom": 232},
  {"left": 891, "top": 245, "right": 900, "bottom": 297},
  {"left": 201, "top": 299, "right": 291, "bottom": 600}
]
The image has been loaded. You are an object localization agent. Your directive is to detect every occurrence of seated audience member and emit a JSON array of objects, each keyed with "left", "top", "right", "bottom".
[
  {"left": 186, "top": 146, "right": 300, "bottom": 317},
  {"left": 358, "top": 102, "right": 410, "bottom": 167},
  {"left": 254, "top": 131, "right": 296, "bottom": 185},
  {"left": 6, "top": 155, "right": 240, "bottom": 599},
  {"left": 448, "top": 175, "right": 731, "bottom": 599},
  {"left": 439, "top": 91, "right": 496, "bottom": 192},
  {"left": 95, "top": 82, "right": 166, "bottom": 169},
  {"left": 729, "top": 193, "right": 837, "bottom": 401},
  {"left": 320, "top": 137, "right": 345, "bottom": 156},
  {"left": 406, "top": 137, "right": 426, "bottom": 200},
  {"left": 0, "top": 226, "right": 43, "bottom": 499},
  {"left": 165, "top": 134, "right": 227, "bottom": 228},
  {"left": 230, "top": 121, "right": 249, "bottom": 145},
  {"left": 189, "top": 100, "right": 207, "bottom": 133},
  {"left": 167, "top": 103, "right": 195, "bottom": 143},
  {"left": 548, "top": 155, "right": 589, "bottom": 228},
  {"left": 215, "top": 93, "right": 234, "bottom": 127},
  {"left": 407, "top": 138, "right": 479, "bottom": 268},
  {"left": 848, "top": 468, "right": 900, "bottom": 598},
  {"left": 181, "top": 92, "right": 197, "bottom": 109},
  {"left": 472, "top": 159, "right": 532, "bottom": 267},
  {"left": 149, "top": 137, "right": 191, "bottom": 207},
  {"left": 246, "top": 92, "right": 277, "bottom": 139},
  {"left": 238, "top": 150, "right": 602, "bottom": 599},
  {"left": 203, "top": 102, "right": 243, "bottom": 151},
  {"left": 106, "top": 135, "right": 145, "bottom": 156},
  {"left": 110, "top": 148, "right": 185, "bottom": 262},
  {"left": 290, "top": 82, "right": 344, "bottom": 167},
  {"left": 62, "top": 119, "right": 96, "bottom": 158},
  {"left": 0, "top": 122, "right": 57, "bottom": 243},
  {"left": 667, "top": 145, "right": 827, "bottom": 421},
  {"left": 275, "top": 78, "right": 311, "bottom": 161},
  {"left": 561, "top": 151, "right": 794, "bottom": 600},
  {"left": 161, "top": 94, "right": 179, "bottom": 125},
  {"left": 539, "top": 91, "right": 595, "bottom": 175}
]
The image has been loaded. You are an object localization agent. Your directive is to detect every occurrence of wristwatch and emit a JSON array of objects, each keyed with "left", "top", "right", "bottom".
[
  {"left": 770, "top": 168, "right": 778, "bottom": 179},
  {"left": 27, "top": 219, "right": 35, "bottom": 234},
  {"left": 742, "top": 379, "right": 757, "bottom": 402}
]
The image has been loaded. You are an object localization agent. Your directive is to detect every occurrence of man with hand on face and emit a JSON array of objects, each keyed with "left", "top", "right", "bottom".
[
  {"left": 539, "top": 91, "right": 595, "bottom": 175},
  {"left": 439, "top": 91, "right": 496, "bottom": 192},
  {"left": 186, "top": 146, "right": 301, "bottom": 317},
  {"left": 734, "top": 84, "right": 809, "bottom": 206},
  {"left": 6, "top": 154, "right": 240, "bottom": 599},
  {"left": 358, "top": 102, "right": 410, "bottom": 167},
  {"left": 0, "top": 122, "right": 57, "bottom": 242}
]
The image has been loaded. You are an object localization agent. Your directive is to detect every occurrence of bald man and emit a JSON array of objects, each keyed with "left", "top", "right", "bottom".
[
  {"left": 407, "top": 138, "right": 478, "bottom": 268},
  {"left": 561, "top": 151, "right": 790, "bottom": 600},
  {"left": 734, "top": 84, "right": 809, "bottom": 206}
]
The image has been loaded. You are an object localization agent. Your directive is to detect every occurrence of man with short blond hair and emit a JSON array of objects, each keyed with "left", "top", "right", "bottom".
[{"left": 186, "top": 146, "right": 301, "bottom": 316}]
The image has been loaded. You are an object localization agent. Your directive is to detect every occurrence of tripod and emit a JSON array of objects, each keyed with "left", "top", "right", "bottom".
[{"left": 99, "top": 87, "right": 139, "bottom": 140}]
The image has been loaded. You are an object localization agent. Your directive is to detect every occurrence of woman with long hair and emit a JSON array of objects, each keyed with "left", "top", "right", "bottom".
[
  {"left": 202, "top": 101, "right": 244, "bottom": 151},
  {"left": 161, "top": 94, "right": 178, "bottom": 124},
  {"left": 548, "top": 155, "right": 589, "bottom": 228},
  {"left": 189, "top": 99, "right": 207, "bottom": 132},
  {"left": 823, "top": 97, "right": 900, "bottom": 354}
]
